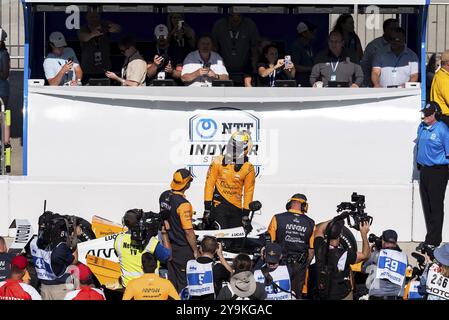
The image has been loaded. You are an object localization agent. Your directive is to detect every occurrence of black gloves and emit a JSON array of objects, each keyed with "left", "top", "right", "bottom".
[
  {"left": 203, "top": 201, "right": 212, "bottom": 229},
  {"left": 242, "top": 209, "right": 252, "bottom": 234}
]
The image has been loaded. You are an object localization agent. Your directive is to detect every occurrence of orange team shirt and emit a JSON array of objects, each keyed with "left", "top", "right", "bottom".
[{"left": 122, "top": 274, "right": 180, "bottom": 300}]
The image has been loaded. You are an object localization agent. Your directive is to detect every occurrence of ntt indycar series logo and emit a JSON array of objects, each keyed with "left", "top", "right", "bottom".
[{"left": 188, "top": 109, "right": 261, "bottom": 176}]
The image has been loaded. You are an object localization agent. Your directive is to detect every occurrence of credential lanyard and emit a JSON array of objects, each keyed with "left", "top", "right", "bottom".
[{"left": 330, "top": 60, "right": 339, "bottom": 75}]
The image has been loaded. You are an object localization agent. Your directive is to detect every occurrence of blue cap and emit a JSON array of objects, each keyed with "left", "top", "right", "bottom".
[{"left": 434, "top": 243, "right": 449, "bottom": 266}]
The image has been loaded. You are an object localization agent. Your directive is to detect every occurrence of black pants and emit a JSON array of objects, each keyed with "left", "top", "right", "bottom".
[
  {"left": 210, "top": 202, "right": 243, "bottom": 229},
  {"left": 419, "top": 165, "right": 449, "bottom": 246},
  {"left": 167, "top": 244, "right": 194, "bottom": 293},
  {"left": 287, "top": 261, "right": 308, "bottom": 299}
]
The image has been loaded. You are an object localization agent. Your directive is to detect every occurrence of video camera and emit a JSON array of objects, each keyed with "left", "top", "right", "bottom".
[
  {"left": 368, "top": 233, "right": 383, "bottom": 251},
  {"left": 37, "top": 210, "right": 79, "bottom": 251},
  {"left": 129, "top": 210, "right": 164, "bottom": 250},
  {"left": 336, "top": 192, "right": 373, "bottom": 231},
  {"left": 415, "top": 242, "right": 435, "bottom": 260}
]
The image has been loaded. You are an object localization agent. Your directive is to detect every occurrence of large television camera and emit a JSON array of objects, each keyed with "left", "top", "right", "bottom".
[
  {"left": 336, "top": 192, "right": 373, "bottom": 231},
  {"left": 37, "top": 211, "right": 80, "bottom": 250},
  {"left": 129, "top": 210, "right": 164, "bottom": 250}
]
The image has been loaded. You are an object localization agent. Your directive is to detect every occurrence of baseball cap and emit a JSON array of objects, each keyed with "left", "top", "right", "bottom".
[
  {"left": 154, "top": 24, "right": 169, "bottom": 40},
  {"left": 11, "top": 255, "right": 28, "bottom": 270},
  {"left": 0, "top": 28, "right": 7, "bottom": 42},
  {"left": 265, "top": 243, "right": 282, "bottom": 264},
  {"left": 49, "top": 31, "right": 67, "bottom": 48},
  {"left": 289, "top": 193, "right": 307, "bottom": 203},
  {"left": 441, "top": 50, "right": 449, "bottom": 63},
  {"left": 75, "top": 263, "right": 93, "bottom": 282},
  {"left": 381, "top": 229, "right": 398, "bottom": 244},
  {"left": 421, "top": 101, "right": 441, "bottom": 117},
  {"left": 434, "top": 243, "right": 449, "bottom": 266},
  {"left": 297, "top": 22, "right": 309, "bottom": 34},
  {"left": 170, "top": 168, "right": 193, "bottom": 191}
]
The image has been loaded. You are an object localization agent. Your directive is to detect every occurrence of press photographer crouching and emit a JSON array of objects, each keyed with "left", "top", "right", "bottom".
[
  {"left": 114, "top": 209, "right": 171, "bottom": 289},
  {"left": 313, "top": 194, "right": 371, "bottom": 300},
  {"left": 419, "top": 243, "right": 449, "bottom": 300},
  {"left": 30, "top": 211, "right": 80, "bottom": 300},
  {"left": 254, "top": 243, "right": 294, "bottom": 300},
  {"left": 362, "top": 230, "right": 408, "bottom": 300}
]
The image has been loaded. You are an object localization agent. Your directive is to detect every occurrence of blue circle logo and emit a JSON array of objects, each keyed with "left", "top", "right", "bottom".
[{"left": 195, "top": 118, "right": 218, "bottom": 139}]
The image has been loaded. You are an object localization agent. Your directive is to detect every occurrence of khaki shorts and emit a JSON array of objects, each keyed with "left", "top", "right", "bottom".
[{"left": 40, "top": 283, "right": 75, "bottom": 300}]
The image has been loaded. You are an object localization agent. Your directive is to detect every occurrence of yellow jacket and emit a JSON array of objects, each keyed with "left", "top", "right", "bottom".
[{"left": 430, "top": 68, "right": 449, "bottom": 115}]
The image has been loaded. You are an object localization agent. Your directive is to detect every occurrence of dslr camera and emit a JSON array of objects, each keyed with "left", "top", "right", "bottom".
[
  {"left": 336, "top": 192, "right": 373, "bottom": 230},
  {"left": 368, "top": 233, "right": 383, "bottom": 251}
]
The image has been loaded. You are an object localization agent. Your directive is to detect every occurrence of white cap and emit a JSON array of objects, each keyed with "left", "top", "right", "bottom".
[
  {"left": 154, "top": 24, "right": 169, "bottom": 40},
  {"left": 0, "top": 28, "right": 7, "bottom": 42},
  {"left": 49, "top": 31, "right": 67, "bottom": 48},
  {"left": 297, "top": 22, "right": 309, "bottom": 34}
]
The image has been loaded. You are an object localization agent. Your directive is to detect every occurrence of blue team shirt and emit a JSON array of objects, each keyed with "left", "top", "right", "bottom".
[{"left": 417, "top": 121, "right": 449, "bottom": 166}]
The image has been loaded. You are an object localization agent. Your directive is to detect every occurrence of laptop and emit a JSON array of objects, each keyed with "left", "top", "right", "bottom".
[
  {"left": 275, "top": 80, "right": 297, "bottom": 87},
  {"left": 88, "top": 78, "right": 111, "bottom": 86},
  {"left": 151, "top": 79, "right": 176, "bottom": 86},
  {"left": 212, "top": 80, "right": 233, "bottom": 87},
  {"left": 327, "top": 81, "right": 350, "bottom": 88}
]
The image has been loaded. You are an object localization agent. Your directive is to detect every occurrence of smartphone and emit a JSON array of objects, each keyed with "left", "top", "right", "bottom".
[
  {"left": 203, "top": 62, "right": 211, "bottom": 68},
  {"left": 178, "top": 20, "right": 184, "bottom": 30},
  {"left": 284, "top": 55, "right": 291, "bottom": 69},
  {"left": 67, "top": 57, "right": 74, "bottom": 63}
]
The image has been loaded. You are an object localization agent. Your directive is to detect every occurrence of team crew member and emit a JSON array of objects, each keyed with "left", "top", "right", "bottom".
[
  {"left": 419, "top": 243, "right": 449, "bottom": 300},
  {"left": 203, "top": 130, "right": 256, "bottom": 230},
  {"left": 416, "top": 102, "right": 449, "bottom": 247},
  {"left": 0, "top": 255, "right": 41, "bottom": 300},
  {"left": 430, "top": 50, "right": 449, "bottom": 127},
  {"left": 267, "top": 194, "right": 314, "bottom": 299},
  {"left": 160, "top": 168, "right": 199, "bottom": 292},
  {"left": 254, "top": 243, "right": 293, "bottom": 300},
  {"left": 362, "top": 230, "right": 408, "bottom": 300},
  {"left": 114, "top": 209, "right": 171, "bottom": 288},
  {"left": 314, "top": 216, "right": 370, "bottom": 300},
  {"left": 123, "top": 253, "right": 180, "bottom": 300},
  {"left": 64, "top": 263, "right": 106, "bottom": 300},
  {"left": 186, "top": 236, "right": 232, "bottom": 300}
]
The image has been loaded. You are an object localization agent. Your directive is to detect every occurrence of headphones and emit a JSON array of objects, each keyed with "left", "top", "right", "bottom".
[
  {"left": 286, "top": 195, "right": 308, "bottom": 213},
  {"left": 425, "top": 101, "right": 442, "bottom": 121}
]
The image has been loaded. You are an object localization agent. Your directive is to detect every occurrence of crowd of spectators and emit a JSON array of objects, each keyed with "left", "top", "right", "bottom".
[{"left": 41, "top": 9, "right": 425, "bottom": 88}]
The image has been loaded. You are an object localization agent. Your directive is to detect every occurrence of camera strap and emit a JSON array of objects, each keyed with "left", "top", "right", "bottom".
[{"left": 261, "top": 265, "right": 297, "bottom": 299}]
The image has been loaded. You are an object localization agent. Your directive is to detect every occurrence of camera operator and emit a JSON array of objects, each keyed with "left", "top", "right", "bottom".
[
  {"left": 419, "top": 243, "right": 449, "bottom": 300},
  {"left": 254, "top": 243, "right": 293, "bottom": 300},
  {"left": 185, "top": 236, "right": 232, "bottom": 300},
  {"left": 114, "top": 209, "right": 171, "bottom": 288},
  {"left": 362, "top": 230, "right": 408, "bottom": 300},
  {"left": 29, "top": 211, "right": 79, "bottom": 300},
  {"left": 159, "top": 168, "right": 199, "bottom": 292},
  {"left": 314, "top": 215, "right": 370, "bottom": 300},
  {"left": 267, "top": 194, "right": 315, "bottom": 299}
]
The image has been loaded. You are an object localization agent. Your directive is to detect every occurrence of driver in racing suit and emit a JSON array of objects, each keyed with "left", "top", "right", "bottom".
[{"left": 203, "top": 130, "right": 256, "bottom": 230}]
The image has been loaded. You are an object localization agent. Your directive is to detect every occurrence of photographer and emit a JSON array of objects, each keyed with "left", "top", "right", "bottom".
[
  {"left": 114, "top": 209, "right": 171, "bottom": 288},
  {"left": 185, "top": 236, "right": 232, "bottom": 300},
  {"left": 267, "top": 194, "right": 314, "bottom": 299},
  {"left": 159, "top": 168, "right": 199, "bottom": 292},
  {"left": 181, "top": 34, "right": 229, "bottom": 86},
  {"left": 314, "top": 216, "right": 370, "bottom": 300},
  {"left": 419, "top": 243, "right": 449, "bottom": 300},
  {"left": 254, "top": 243, "right": 293, "bottom": 300},
  {"left": 29, "top": 211, "right": 79, "bottom": 300},
  {"left": 362, "top": 230, "right": 408, "bottom": 300}
]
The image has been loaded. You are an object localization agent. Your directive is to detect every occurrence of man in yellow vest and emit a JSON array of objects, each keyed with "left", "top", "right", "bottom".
[
  {"left": 430, "top": 50, "right": 449, "bottom": 127},
  {"left": 114, "top": 209, "right": 171, "bottom": 288}
]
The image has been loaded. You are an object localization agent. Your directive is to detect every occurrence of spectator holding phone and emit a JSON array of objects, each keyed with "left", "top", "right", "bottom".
[
  {"left": 147, "top": 24, "right": 185, "bottom": 84},
  {"left": 105, "top": 36, "right": 147, "bottom": 86},
  {"left": 167, "top": 13, "right": 196, "bottom": 49},
  {"left": 181, "top": 34, "right": 229, "bottom": 87},
  {"left": 78, "top": 8, "right": 121, "bottom": 84},
  {"left": 43, "top": 32, "right": 83, "bottom": 86},
  {"left": 256, "top": 44, "right": 295, "bottom": 87}
]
